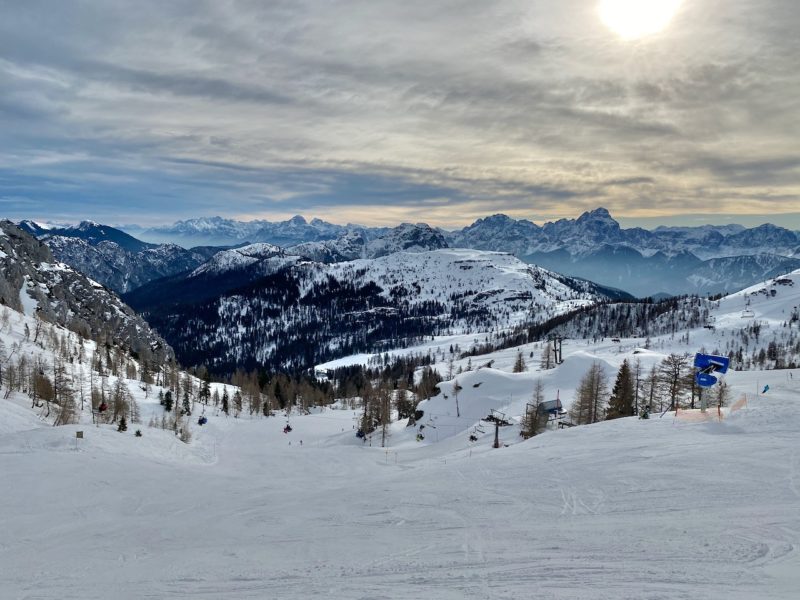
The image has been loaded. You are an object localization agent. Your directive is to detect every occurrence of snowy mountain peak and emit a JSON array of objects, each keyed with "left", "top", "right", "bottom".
[
  {"left": 174, "top": 216, "right": 236, "bottom": 230},
  {"left": 366, "top": 222, "right": 448, "bottom": 258},
  {"left": 288, "top": 231, "right": 367, "bottom": 263},
  {"left": 18, "top": 219, "right": 56, "bottom": 233},
  {"left": 479, "top": 213, "right": 516, "bottom": 225},
  {"left": 580, "top": 206, "right": 614, "bottom": 221},
  {"left": 76, "top": 220, "right": 102, "bottom": 230},
  {"left": 574, "top": 207, "right": 620, "bottom": 232},
  {"left": 189, "top": 242, "right": 290, "bottom": 277}
]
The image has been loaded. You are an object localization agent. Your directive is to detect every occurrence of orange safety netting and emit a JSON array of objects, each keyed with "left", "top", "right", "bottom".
[
  {"left": 673, "top": 394, "right": 748, "bottom": 422},
  {"left": 674, "top": 407, "right": 724, "bottom": 422},
  {"left": 729, "top": 394, "right": 748, "bottom": 414}
]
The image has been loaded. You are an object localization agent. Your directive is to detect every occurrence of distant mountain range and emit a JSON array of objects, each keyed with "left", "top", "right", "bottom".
[
  {"left": 121, "top": 209, "right": 800, "bottom": 261},
  {"left": 127, "top": 209, "right": 800, "bottom": 296},
  {"left": 449, "top": 209, "right": 800, "bottom": 260},
  {"left": 19, "top": 221, "right": 213, "bottom": 293},
  {"left": 20, "top": 219, "right": 154, "bottom": 252},
  {"left": 289, "top": 223, "right": 448, "bottom": 262},
  {"left": 19, "top": 219, "right": 452, "bottom": 294},
  {"left": 454, "top": 209, "right": 800, "bottom": 296},
  {"left": 127, "top": 215, "right": 384, "bottom": 248},
  {"left": 19, "top": 208, "right": 800, "bottom": 297}
]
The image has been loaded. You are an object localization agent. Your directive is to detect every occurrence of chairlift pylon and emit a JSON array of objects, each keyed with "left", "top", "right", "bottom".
[{"left": 741, "top": 294, "right": 754, "bottom": 318}]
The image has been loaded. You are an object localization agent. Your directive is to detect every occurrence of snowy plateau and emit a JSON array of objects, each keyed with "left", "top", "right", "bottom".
[
  {"left": 124, "top": 246, "right": 624, "bottom": 372},
  {"left": 2, "top": 261, "right": 800, "bottom": 598}
]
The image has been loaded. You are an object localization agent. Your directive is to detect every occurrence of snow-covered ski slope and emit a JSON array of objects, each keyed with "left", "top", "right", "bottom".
[
  {"left": 2, "top": 368, "right": 798, "bottom": 598},
  {"left": 711, "top": 271, "right": 799, "bottom": 328}
]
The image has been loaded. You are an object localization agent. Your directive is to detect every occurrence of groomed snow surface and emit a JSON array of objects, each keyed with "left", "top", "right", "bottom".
[{"left": 1, "top": 366, "right": 798, "bottom": 598}]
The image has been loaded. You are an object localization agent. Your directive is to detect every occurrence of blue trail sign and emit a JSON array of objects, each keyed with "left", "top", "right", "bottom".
[{"left": 694, "top": 353, "right": 730, "bottom": 388}]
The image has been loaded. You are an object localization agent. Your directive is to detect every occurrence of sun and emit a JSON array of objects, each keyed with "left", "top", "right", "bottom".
[{"left": 598, "top": 0, "right": 683, "bottom": 40}]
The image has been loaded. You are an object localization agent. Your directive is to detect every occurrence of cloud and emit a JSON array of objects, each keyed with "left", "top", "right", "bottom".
[{"left": 0, "top": 0, "right": 798, "bottom": 226}]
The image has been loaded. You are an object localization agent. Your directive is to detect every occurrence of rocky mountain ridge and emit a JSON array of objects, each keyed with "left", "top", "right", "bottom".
[{"left": 0, "top": 221, "right": 173, "bottom": 363}]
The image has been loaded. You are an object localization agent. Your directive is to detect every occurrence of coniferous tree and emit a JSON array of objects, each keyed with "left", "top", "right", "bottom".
[
  {"left": 233, "top": 390, "right": 243, "bottom": 417},
  {"left": 513, "top": 350, "right": 527, "bottom": 373},
  {"left": 273, "top": 380, "right": 285, "bottom": 409},
  {"left": 200, "top": 377, "right": 211, "bottom": 405},
  {"left": 221, "top": 389, "right": 229, "bottom": 415},
  {"left": 163, "top": 390, "right": 173, "bottom": 412},
  {"left": 182, "top": 389, "right": 191, "bottom": 416},
  {"left": 378, "top": 382, "right": 392, "bottom": 447},
  {"left": 395, "top": 384, "right": 415, "bottom": 420},
  {"left": 607, "top": 359, "right": 635, "bottom": 419},
  {"left": 416, "top": 367, "right": 441, "bottom": 401},
  {"left": 359, "top": 380, "right": 376, "bottom": 436},
  {"left": 117, "top": 415, "right": 127, "bottom": 432}
]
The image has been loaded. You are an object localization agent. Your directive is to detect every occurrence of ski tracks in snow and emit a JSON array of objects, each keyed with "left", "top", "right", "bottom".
[{"left": 559, "top": 486, "right": 606, "bottom": 516}]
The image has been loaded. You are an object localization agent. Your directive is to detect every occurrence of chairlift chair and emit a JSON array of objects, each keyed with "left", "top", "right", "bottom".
[{"left": 539, "top": 399, "right": 567, "bottom": 421}]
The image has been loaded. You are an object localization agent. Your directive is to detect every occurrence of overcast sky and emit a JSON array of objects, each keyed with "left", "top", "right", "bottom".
[{"left": 1, "top": 0, "right": 798, "bottom": 228}]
